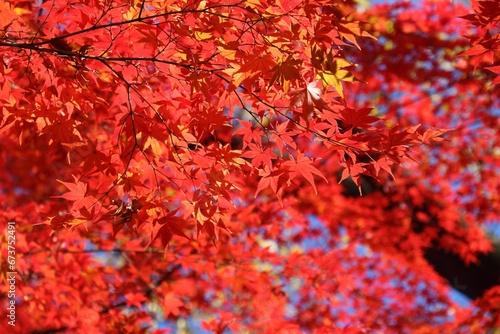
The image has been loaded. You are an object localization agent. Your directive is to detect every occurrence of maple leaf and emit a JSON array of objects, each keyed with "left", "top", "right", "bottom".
[
  {"left": 241, "top": 143, "right": 275, "bottom": 168},
  {"left": 282, "top": 152, "right": 327, "bottom": 194},
  {"left": 124, "top": 292, "right": 148, "bottom": 309},
  {"left": 289, "top": 81, "right": 330, "bottom": 120},
  {"left": 385, "top": 125, "right": 421, "bottom": 150},
  {"left": 270, "top": 120, "right": 299, "bottom": 155},
  {"left": 255, "top": 166, "right": 284, "bottom": 203},
  {"left": 0, "top": 2, "right": 29, "bottom": 30},
  {"left": 339, "top": 107, "right": 379, "bottom": 130},
  {"left": 234, "top": 121, "right": 264, "bottom": 147},
  {"left": 268, "top": 56, "right": 302, "bottom": 93},
  {"left": 486, "top": 65, "right": 500, "bottom": 85},
  {"left": 2, "top": 0, "right": 499, "bottom": 331},
  {"left": 54, "top": 175, "right": 96, "bottom": 211},
  {"left": 43, "top": 116, "right": 83, "bottom": 145},
  {"left": 317, "top": 58, "right": 356, "bottom": 98},
  {"left": 339, "top": 162, "right": 366, "bottom": 195},
  {"left": 419, "top": 127, "right": 451, "bottom": 144},
  {"left": 147, "top": 213, "right": 188, "bottom": 250},
  {"left": 372, "top": 157, "right": 395, "bottom": 179},
  {"left": 163, "top": 292, "right": 184, "bottom": 317},
  {"left": 231, "top": 53, "right": 275, "bottom": 87}
]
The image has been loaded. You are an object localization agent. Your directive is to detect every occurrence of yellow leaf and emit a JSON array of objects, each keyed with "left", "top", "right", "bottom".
[
  {"left": 144, "top": 137, "right": 163, "bottom": 156},
  {"left": 174, "top": 51, "right": 187, "bottom": 61},
  {"left": 194, "top": 31, "right": 212, "bottom": 41},
  {"left": 334, "top": 58, "right": 352, "bottom": 69},
  {"left": 123, "top": 5, "right": 140, "bottom": 20},
  {"left": 196, "top": 0, "right": 207, "bottom": 10},
  {"left": 317, "top": 59, "right": 356, "bottom": 98},
  {"left": 218, "top": 47, "right": 236, "bottom": 60},
  {"left": 245, "top": 0, "right": 262, "bottom": 9},
  {"left": 13, "top": 7, "right": 31, "bottom": 16},
  {"left": 317, "top": 71, "right": 343, "bottom": 98},
  {"left": 67, "top": 218, "right": 87, "bottom": 226},
  {"left": 97, "top": 69, "right": 114, "bottom": 83}
]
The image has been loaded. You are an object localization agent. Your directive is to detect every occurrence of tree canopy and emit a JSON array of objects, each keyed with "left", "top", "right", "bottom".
[{"left": 0, "top": 0, "right": 499, "bottom": 332}]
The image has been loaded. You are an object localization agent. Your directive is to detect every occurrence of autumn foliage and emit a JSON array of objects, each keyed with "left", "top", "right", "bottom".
[{"left": 0, "top": 0, "right": 499, "bottom": 332}]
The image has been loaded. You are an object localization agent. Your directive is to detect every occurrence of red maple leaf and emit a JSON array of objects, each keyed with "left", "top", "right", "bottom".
[
  {"left": 255, "top": 166, "right": 284, "bottom": 204},
  {"left": 163, "top": 292, "right": 184, "bottom": 317},
  {"left": 282, "top": 152, "right": 327, "bottom": 194},
  {"left": 289, "top": 81, "right": 330, "bottom": 120},
  {"left": 147, "top": 213, "right": 188, "bottom": 250},
  {"left": 54, "top": 175, "right": 96, "bottom": 211},
  {"left": 339, "top": 107, "right": 379, "bottom": 130},
  {"left": 124, "top": 292, "right": 148, "bottom": 309}
]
